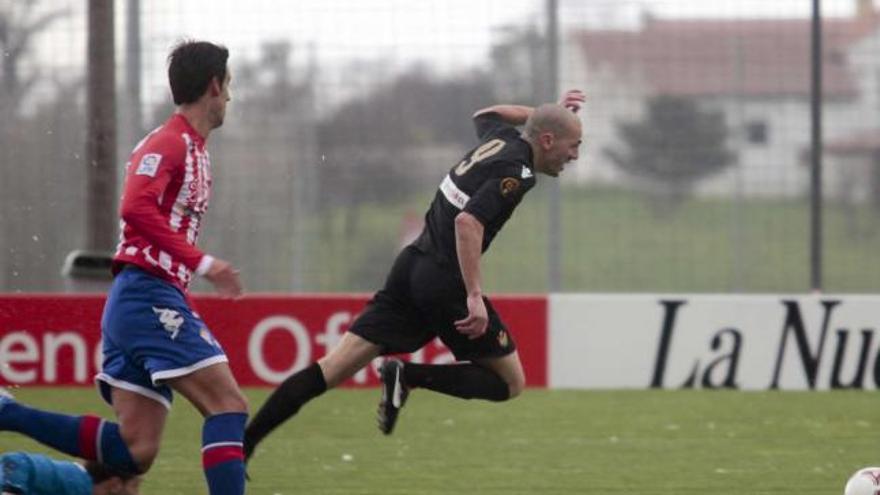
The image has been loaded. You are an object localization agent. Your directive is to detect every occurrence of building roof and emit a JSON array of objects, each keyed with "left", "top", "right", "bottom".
[
  {"left": 825, "top": 128, "right": 880, "bottom": 154},
  {"left": 575, "top": 14, "right": 880, "bottom": 98}
]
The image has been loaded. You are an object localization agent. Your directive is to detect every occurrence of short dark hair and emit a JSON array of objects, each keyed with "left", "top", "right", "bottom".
[
  {"left": 167, "top": 40, "right": 229, "bottom": 105},
  {"left": 84, "top": 460, "right": 140, "bottom": 483}
]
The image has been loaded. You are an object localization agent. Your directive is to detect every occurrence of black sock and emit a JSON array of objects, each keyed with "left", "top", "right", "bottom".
[
  {"left": 403, "top": 363, "right": 510, "bottom": 402},
  {"left": 244, "top": 362, "right": 327, "bottom": 459}
]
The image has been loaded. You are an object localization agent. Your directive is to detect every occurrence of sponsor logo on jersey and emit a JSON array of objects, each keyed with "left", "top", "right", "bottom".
[
  {"left": 152, "top": 306, "right": 184, "bottom": 339},
  {"left": 440, "top": 174, "right": 470, "bottom": 209},
  {"left": 500, "top": 177, "right": 520, "bottom": 197},
  {"left": 136, "top": 153, "right": 162, "bottom": 177},
  {"left": 521, "top": 166, "right": 533, "bottom": 179}
]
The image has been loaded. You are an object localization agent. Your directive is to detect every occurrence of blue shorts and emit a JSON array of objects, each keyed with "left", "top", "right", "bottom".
[{"left": 95, "top": 266, "right": 227, "bottom": 410}]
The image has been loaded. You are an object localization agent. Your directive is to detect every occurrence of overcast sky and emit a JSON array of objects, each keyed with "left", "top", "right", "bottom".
[
  {"left": 31, "top": 0, "right": 871, "bottom": 67},
  {"left": 134, "top": 0, "right": 869, "bottom": 70}
]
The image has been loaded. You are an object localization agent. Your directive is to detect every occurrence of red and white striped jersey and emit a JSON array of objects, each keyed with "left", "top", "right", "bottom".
[{"left": 113, "top": 114, "right": 213, "bottom": 292}]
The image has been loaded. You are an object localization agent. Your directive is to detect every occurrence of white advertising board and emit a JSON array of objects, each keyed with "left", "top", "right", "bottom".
[{"left": 549, "top": 294, "right": 880, "bottom": 390}]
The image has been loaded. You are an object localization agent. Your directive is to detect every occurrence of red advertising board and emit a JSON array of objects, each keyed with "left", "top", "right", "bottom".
[{"left": 0, "top": 294, "right": 547, "bottom": 388}]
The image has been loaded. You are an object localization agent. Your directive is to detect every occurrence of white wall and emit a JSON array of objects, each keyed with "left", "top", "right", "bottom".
[
  {"left": 560, "top": 46, "right": 649, "bottom": 185},
  {"left": 562, "top": 26, "right": 880, "bottom": 199},
  {"left": 849, "top": 28, "right": 880, "bottom": 125}
]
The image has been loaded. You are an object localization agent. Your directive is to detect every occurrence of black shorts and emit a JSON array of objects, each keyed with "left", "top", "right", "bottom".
[{"left": 348, "top": 246, "right": 516, "bottom": 361}]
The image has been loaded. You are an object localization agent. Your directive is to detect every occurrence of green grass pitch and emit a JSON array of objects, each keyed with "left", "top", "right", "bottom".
[{"left": 0, "top": 387, "right": 876, "bottom": 494}]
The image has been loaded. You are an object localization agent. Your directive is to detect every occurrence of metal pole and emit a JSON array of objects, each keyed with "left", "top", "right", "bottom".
[
  {"left": 546, "top": 0, "right": 561, "bottom": 291},
  {"left": 810, "top": 0, "right": 823, "bottom": 291},
  {"left": 86, "top": 0, "right": 116, "bottom": 251},
  {"left": 126, "top": 0, "right": 143, "bottom": 138},
  {"left": 731, "top": 37, "right": 746, "bottom": 292}
]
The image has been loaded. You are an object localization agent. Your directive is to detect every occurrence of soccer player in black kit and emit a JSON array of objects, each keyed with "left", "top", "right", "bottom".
[{"left": 243, "top": 90, "right": 584, "bottom": 461}]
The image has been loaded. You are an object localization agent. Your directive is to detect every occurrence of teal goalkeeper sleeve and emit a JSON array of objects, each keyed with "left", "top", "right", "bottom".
[{"left": 1, "top": 452, "right": 92, "bottom": 495}]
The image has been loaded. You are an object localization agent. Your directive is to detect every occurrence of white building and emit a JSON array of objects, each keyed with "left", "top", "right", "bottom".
[{"left": 561, "top": 1, "right": 880, "bottom": 200}]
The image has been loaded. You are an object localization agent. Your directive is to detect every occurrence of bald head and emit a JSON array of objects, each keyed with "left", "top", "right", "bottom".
[
  {"left": 524, "top": 104, "right": 581, "bottom": 141},
  {"left": 523, "top": 104, "right": 583, "bottom": 177}
]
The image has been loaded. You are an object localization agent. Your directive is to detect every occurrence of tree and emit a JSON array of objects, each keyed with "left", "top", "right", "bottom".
[
  {"left": 0, "top": 1, "right": 69, "bottom": 116},
  {"left": 316, "top": 68, "right": 494, "bottom": 209},
  {"left": 313, "top": 68, "right": 494, "bottom": 289},
  {"left": 200, "top": 40, "right": 319, "bottom": 291},
  {"left": 604, "top": 95, "right": 735, "bottom": 213},
  {"left": 0, "top": 1, "right": 74, "bottom": 291},
  {"left": 489, "top": 25, "right": 548, "bottom": 104}
]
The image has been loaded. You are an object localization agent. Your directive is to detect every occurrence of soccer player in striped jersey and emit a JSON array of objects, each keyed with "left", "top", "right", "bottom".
[{"left": 0, "top": 41, "right": 248, "bottom": 495}]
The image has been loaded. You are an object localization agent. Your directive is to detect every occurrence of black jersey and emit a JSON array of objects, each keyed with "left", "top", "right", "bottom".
[{"left": 412, "top": 112, "right": 537, "bottom": 266}]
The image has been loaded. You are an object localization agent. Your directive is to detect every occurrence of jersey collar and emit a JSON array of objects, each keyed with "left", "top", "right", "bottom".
[
  {"left": 517, "top": 136, "right": 536, "bottom": 171},
  {"left": 171, "top": 113, "right": 206, "bottom": 145}
]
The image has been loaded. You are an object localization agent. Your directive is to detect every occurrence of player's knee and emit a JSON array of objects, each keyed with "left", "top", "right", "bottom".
[
  {"left": 136, "top": 455, "right": 156, "bottom": 473},
  {"left": 506, "top": 378, "right": 525, "bottom": 400},
  {"left": 127, "top": 439, "right": 161, "bottom": 473},
  {"left": 224, "top": 390, "right": 249, "bottom": 414},
  {"left": 503, "top": 372, "right": 526, "bottom": 400},
  {"left": 118, "top": 424, "right": 160, "bottom": 472},
  {"left": 204, "top": 388, "right": 249, "bottom": 415},
  {"left": 316, "top": 358, "right": 343, "bottom": 389}
]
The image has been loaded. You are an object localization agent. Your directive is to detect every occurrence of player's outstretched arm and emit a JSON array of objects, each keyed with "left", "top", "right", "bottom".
[
  {"left": 472, "top": 104, "right": 533, "bottom": 126},
  {"left": 558, "top": 89, "right": 585, "bottom": 113},
  {"left": 473, "top": 89, "right": 584, "bottom": 125}
]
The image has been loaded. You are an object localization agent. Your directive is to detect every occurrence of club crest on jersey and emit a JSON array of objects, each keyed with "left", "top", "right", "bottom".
[
  {"left": 500, "top": 177, "right": 520, "bottom": 197},
  {"left": 136, "top": 153, "right": 162, "bottom": 177},
  {"left": 497, "top": 329, "right": 510, "bottom": 348},
  {"left": 153, "top": 306, "right": 184, "bottom": 339}
]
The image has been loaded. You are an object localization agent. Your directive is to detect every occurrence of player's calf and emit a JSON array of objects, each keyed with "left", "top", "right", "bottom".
[
  {"left": 244, "top": 362, "right": 328, "bottom": 462},
  {"left": 0, "top": 393, "right": 140, "bottom": 476},
  {"left": 401, "top": 362, "right": 510, "bottom": 402},
  {"left": 202, "top": 412, "right": 247, "bottom": 495}
]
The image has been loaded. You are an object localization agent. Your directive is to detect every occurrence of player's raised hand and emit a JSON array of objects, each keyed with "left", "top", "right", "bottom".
[
  {"left": 455, "top": 294, "right": 489, "bottom": 340},
  {"left": 559, "top": 89, "right": 585, "bottom": 113},
  {"left": 204, "top": 258, "right": 243, "bottom": 299}
]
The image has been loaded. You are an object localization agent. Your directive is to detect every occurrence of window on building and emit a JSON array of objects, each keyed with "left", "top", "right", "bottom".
[{"left": 746, "top": 121, "right": 768, "bottom": 145}]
